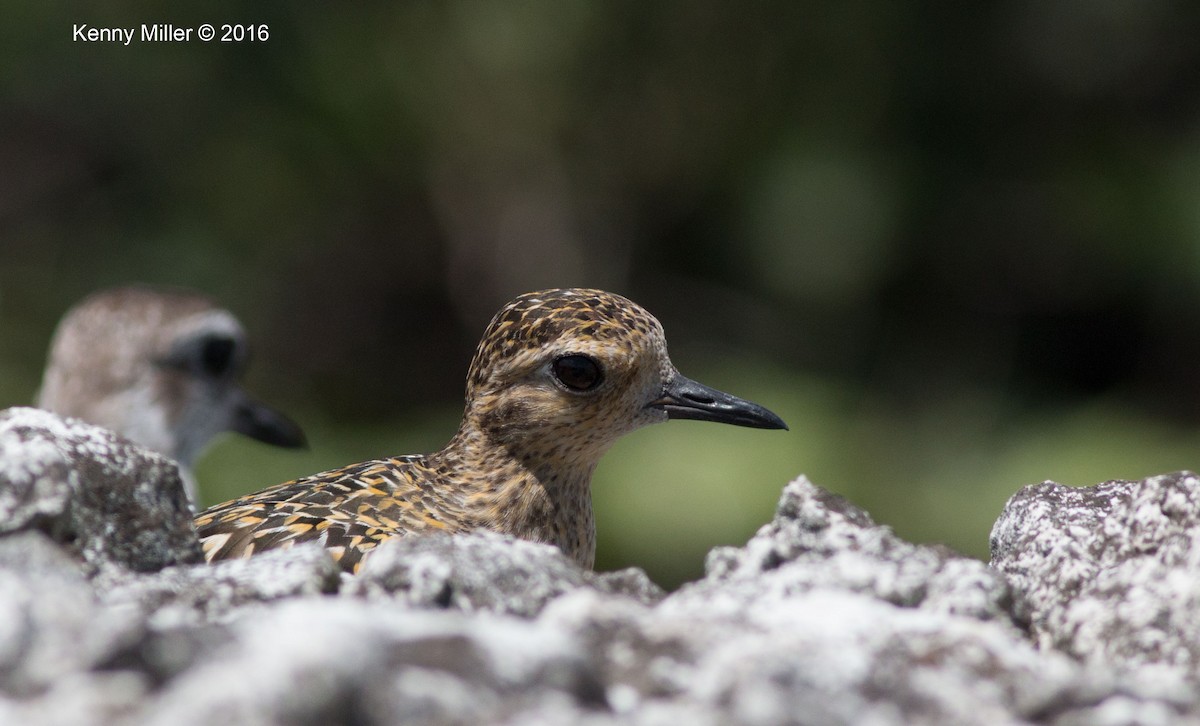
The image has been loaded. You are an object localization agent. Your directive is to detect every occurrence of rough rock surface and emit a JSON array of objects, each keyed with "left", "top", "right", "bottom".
[
  {"left": 3, "top": 406, "right": 1200, "bottom": 724},
  {"left": 991, "top": 470, "right": 1200, "bottom": 694},
  {"left": 349, "top": 530, "right": 665, "bottom": 616},
  {"left": 99, "top": 543, "right": 343, "bottom": 626},
  {"left": 675, "top": 479, "right": 1020, "bottom": 624},
  {"left": 0, "top": 407, "right": 200, "bottom": 574}
]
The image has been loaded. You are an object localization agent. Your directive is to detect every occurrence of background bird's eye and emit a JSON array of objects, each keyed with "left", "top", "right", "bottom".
[
  {"left": 552, "top": 354, "right": 603, "bottom": 392},
  {"left": 196, "top": 335, "right": 238, "bottom": 378}
]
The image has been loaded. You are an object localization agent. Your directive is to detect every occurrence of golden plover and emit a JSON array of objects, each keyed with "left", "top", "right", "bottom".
[
  {"left": 196, "top": 288, "right": 786, "bottom": 571},
  {"left": 37, "top": 286, "right": 307, "bottom": 507}
]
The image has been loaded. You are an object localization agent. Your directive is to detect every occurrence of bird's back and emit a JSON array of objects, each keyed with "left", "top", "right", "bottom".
[{"left": 195, "top": 455, "right": 467, "bottom": 572}]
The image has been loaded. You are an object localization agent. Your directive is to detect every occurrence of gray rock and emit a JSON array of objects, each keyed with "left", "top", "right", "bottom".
[
  {"left": 137, "top": 598, "right": 605, "bottom": 726},
  {"left": 579, "top": 474, "right": 1200, "bottom": 725},
  {"left": 0, "top": 672, "right": 150, "bottom": 726},
  {"left": 349, "top": 531, "right": 663, "bottom": 616},
  {"left": 5, "top": 414, "right": 1200, "bottom": 726},
  {"left": 98, "top": 543, "right": 342, "bottom": 626},
  {"left": 0, "top": 529, "right": 87, "bottom": 577},
  {"left": 545, "top": 587, "right": 1104, "bottom": 726},
  {"left": 0, "top": 407, "right": 201, "bottom": 575},
  {"left": 535, "top": 477, "right": 1162, "bottom": 726},
  {"left": 0, "top": 532, "right": 144, "bottom": 697},
  {"left": 350, "top": 531, "right": 590, "bottom": 617},
  {"left": 589, "top": 566, "right": 665, "bottom": 607},
  {"left": 672, "top": 476, "right": 1019, "bottom": 625},
  {"left": 991, "top": 471, "right": 1200, "bottom": 690}
]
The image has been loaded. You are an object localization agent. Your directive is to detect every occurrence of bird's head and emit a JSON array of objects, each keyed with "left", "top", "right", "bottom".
[
  {"left": 462, "top": 288, "right": 786, "bottom": 468},
  {"left": 38, "top": 286, "right": 306, "bottom": 469}
]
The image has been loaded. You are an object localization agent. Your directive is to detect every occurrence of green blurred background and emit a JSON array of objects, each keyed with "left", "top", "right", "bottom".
[{"left": 4, "top": 2, "right": 1200, "bottom": 588}]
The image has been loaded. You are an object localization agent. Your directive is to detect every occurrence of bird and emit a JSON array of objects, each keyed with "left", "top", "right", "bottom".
[
  {"left": 37, "top": 285, "right": 307, "bottom": 508},
  {"left": 195, "top": 288, "right": 786, "bottom": 572}
]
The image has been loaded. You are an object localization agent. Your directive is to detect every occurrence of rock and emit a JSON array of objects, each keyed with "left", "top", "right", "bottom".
[
  {"left": 350, "top": 531, "right": 590, "bottom": 617},
  {"left": 0, "top": 672, "right": 149, "bottom": 726},
  {"left": 0, "top": 531, "right": 144, "bottom": 697},
  {"left": 671, "top": 476, "right": 1019, "bottom": 625},
  {"left": 349, "top": 531, "right": 665, "bottom": 617},
  {"left": 0, "top": 529, "right": 86, "bottom": 577},
  {"left": 542, "top": 589, "right": 1097, "bottom": 726},
  {"left": 534, "top": 478, "right": 1157, "bottom": 726},
  {"left": 5, "top": 451, "right": 1200, "bottom": 724},
  {"left": 0, "top": 408, "right": 200, "bottom": 575},
  {"left": 588, "top": 566, "right": 665, "bottom": 606},
  {"left": 990, "top": 470, "right": 1200, "bottom": 691},
  {"left": 98, "top": 543, "right": 342, "bottom": 627},
  {"left": 136, "top": 599, "right": 605, "bottom": 726}
]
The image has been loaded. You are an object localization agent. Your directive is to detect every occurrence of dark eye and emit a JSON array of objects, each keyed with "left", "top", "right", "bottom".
[
  {"left": 197, "top": 335, "right": 237, "bottom": 378},
  {"left": 552, "top": 354, "right": 603, "bottom": 392}
]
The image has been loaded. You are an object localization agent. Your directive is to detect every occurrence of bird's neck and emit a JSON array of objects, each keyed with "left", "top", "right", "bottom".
[{"left": 435, "top": 422, "right": 599, "bottom": 568}]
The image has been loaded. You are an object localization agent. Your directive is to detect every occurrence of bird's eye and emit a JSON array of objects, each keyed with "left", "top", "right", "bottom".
[
  {"left": 552, "top": 354, "right": 603, "bottom": 392},
  {"left": 197, "top": 335, "right": 238, "bottom": 378}
]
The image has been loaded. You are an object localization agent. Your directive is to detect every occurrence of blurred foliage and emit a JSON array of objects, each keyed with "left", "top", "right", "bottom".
[{"left": 4, "top": 1, "right": 1200, "bottom": 588}]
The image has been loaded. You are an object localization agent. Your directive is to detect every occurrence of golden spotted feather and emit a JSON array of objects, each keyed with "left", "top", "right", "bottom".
[{"left": 195, "top": 455, "right": 472, "bottom": 573}]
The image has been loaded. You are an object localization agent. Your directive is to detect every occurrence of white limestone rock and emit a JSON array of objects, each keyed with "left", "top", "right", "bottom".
[
  {"left": 0, "top": 407, "right": 200, "bottom": 575},
  {"left": 991, "top": 470, "right": 1200, "bottom": 692},
  {"left": 349, "top": 531, "right": 664, "bottom": 617}
]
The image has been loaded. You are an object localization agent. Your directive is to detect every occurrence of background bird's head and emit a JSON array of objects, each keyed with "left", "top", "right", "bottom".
[{"left": 37, "top": 286, "right": 305, "bottom": 471}]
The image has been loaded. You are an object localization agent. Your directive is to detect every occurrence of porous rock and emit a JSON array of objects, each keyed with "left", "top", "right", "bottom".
[
  {"left": 349, "top": 530, "right": 664, "bottom": 616},
  {"left": 991, "top": 470, "right": 1200, "bottom": 691},
  {"left": 673, "top": 476, "right": 1020, "bottom": 625},
  {"left": 98, "top": 543, "right": 342, "bottom": 626},
  {"left": 0, "top": 531, "right": 145, "bottom": 697},
  {"left": 544, "top": 586, "right": 1104, "bottom": 726},
  {"left": 536, "top": 477, "right": 1174, "bottom": 725},
  {"left": 0, "top": 407, "right": 200, "bottom": 574},
  {"left": 3, "top": 411, "right": 1200, "bottom": 725},
  {"left": 137, "top": 598, "right": 606, "bottom": 726}
]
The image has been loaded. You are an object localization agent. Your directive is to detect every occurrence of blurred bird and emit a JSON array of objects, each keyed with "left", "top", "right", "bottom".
[
  {"left": 37, "top": 286, "right": 307, "bottom": 507},
  {"left": 196, "top": 288, "right": 786, "bottom": 571}
]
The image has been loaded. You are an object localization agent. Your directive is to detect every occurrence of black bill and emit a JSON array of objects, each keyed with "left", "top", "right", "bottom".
[
  {"left": 230, "top": 391, "right": 308, "bottom": 448},
  {"left": 648, "top": 373, "right": 788, "bottom": 430}
]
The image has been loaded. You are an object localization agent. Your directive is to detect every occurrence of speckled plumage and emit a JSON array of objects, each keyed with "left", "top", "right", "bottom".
[
  {"left": 37, "top": 286, "right": 306, "bottom": 507},
  {"left": 196, "top": 288, "right": 786, "bottom": 571}
]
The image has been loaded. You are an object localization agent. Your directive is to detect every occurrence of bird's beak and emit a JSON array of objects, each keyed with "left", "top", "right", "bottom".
[
  {"left": 648, "top": 373, "right": 788, "bottom": 430},
  {"left": 229, "top": 390, "right": 308, "bottom": 448}
]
